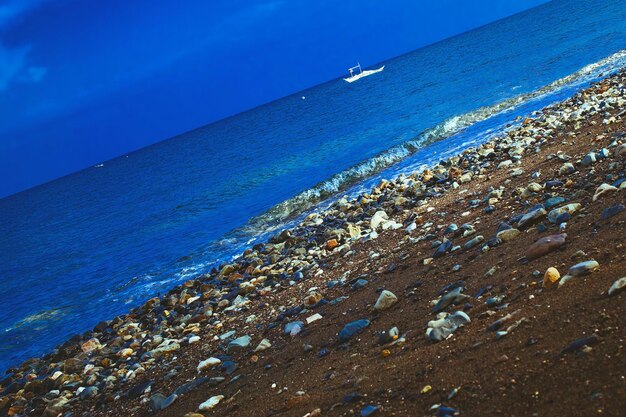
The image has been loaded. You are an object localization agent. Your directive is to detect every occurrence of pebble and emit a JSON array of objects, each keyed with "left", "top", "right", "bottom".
[
  {"left": 525, "top": 233, "right": 567, "bottom": 260},
  {"left": 561, "top": 334, "right": 599, "bottom": 355},
  {"left": 432, "top": 287, "right": 469, "bottom": 313},
  {"left": 496, "top": 228, "right": 520, "bottom": 242},
  {"left": 547, "top": 203, "right": 581, "bottom": 223},
  {"left": 373, "top": 290, "right": 398, "bottom": 311},
  {"left": 592, "top": 183, "right": 617, "bottom": 201},
  {"left": 463, "top": 235, "right": 484, "bottom": 250},
  {"left": 361, "top": 405, "right": 380, "bottom": 416},
  {"left": 568, "top": 260, "right": 600, "bottom": 276},
  {"left": 197, "top": 357, "right": 221, "bottom": 372},
  {"left": 433, "top": 239, "right": 453, "bottom": 258},
  {"left": 559, "top": 163, "right": 575, "bottom": 175},
  {"left": 601, "top": 204, "right": 625, "bottom": 220},
  {"left": 608, "top": 277, "right": 626, "bottom": 296},
  {"left": 517, "top": 207, "right": 546, "bottom": 229},
  {"left": 428, "top": 311, "right": 471, "bottom": 342},
  {"left": 199, "top": 395, "right": 224, "bottom": 411},
  {"left": 338, "top": 319, "right": 370, "bottom": 343},
  {"left": 227, "top": 335, "right": 251, "bottom": 352},
  {"left": 285, "top": 321, "right": 304, "bottom": 336},
  {"left": 542, "top": 267, "right": 561, "bottom": 288},
  {"left": 581, "top": 152, "right": 596, "bottom": 166},
  {"left": 255, "top": 338, "right": 272, "bottom": 352},
  {"left": 150, "top": 392, "right": 178, "bottom": 411}
]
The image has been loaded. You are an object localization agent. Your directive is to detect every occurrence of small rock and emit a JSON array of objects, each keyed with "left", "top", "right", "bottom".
[
  {"left": 581, "top": 152, "right": 596, "bottom": 166},
  {"left": 601, "top": 204, "right": 624, "bottom": 220},
  {"left": 542, "top": 267, "right": 561, "bottom": 288},
  {"left": 151, "top": 393, "right": 178, "bottom": 411},
  {"left": 338, "top": 319, "right": 370, "bottom": 343},
  {"left": 547, "top": 204, "right": 581, "bottom": 223},
  {"left": 197, "top": 357, "right": 221, "bottom": 372},
  {"left": 496, "top": 228, "right": 520, "bottom": 242},
  {"left": 227, "top": 335, "right": 251, "bottom": 352},
  {"left": 428, "top": 311, "right": 471, "bottom": 342},
  {"left": 525, "top": 233, "right": 567, "bottom": 260},
  {"left": 608, "top": 277, "right": 626, "bottom": 296},
  {"left": 374, "top": 290, "right": 398, "bottom": 311},
  {"left": 592, "top": 183, "right": 617, "bottom": 201},
  {"left": 255, "top": 338, "right": 272, "bottom": 352},
  {"left": 199, "top": 395, "right": 224, "bottom": 411}
]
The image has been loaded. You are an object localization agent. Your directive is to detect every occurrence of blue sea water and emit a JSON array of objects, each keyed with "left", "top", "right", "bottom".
[{"left": 1, "top": 0, "right": 626, "bottom": 373}]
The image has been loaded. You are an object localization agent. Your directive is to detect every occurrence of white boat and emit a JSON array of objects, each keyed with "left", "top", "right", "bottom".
[{"left": 343, "top": 62, "right": 384, "bottom": 83}]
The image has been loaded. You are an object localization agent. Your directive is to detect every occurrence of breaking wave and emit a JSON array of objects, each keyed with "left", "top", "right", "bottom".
[{"left": 243, "top": 49, "right": 626, "bottom": 231}]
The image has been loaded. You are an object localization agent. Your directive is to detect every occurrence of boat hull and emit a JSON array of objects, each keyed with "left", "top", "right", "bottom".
[{"left": 344, "top": 66, "right": 385, "bottom": 83}]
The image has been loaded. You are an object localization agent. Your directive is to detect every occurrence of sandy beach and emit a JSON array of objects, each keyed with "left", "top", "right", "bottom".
[{"left": 2, "top": 70, "right": 626, "bottom": 417}]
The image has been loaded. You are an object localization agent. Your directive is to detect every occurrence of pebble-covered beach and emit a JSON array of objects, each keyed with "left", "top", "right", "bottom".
[{"left": 2, "top": 71, "right": 626, "bottom": 417}]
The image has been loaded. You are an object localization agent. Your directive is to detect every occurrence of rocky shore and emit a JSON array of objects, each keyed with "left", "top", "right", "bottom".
[{"left": 2, "top": 71, "right": 626, "bottom": 417}]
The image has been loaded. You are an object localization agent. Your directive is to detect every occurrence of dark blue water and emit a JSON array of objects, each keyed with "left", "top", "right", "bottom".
[{"left": 2, "top": 0, "right": 626, "bottom": 373}]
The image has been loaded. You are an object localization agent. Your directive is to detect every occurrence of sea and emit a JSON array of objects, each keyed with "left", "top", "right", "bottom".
[{"left": 1, "top": 0, "right": 626, "bottom": 373}]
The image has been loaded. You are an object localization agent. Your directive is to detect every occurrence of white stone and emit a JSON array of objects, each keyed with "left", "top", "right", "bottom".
[
  {"left": 197, "top": 357, "right": 221, "bottom": 372},
  {"left": 374, "top": 290, "right": 398, "bottom": 311},
  {"left": 199, "top": 395, "right": 224, "bottom": 411}
]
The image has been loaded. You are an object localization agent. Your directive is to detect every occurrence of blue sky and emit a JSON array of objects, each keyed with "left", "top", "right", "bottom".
[{"left": 0, "top": 0, "right": 549, "bottom": 197}]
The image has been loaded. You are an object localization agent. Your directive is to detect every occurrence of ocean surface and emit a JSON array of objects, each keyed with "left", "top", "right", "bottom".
[{"left": 2, "top": 0, "right": 626, "bottom": 373}]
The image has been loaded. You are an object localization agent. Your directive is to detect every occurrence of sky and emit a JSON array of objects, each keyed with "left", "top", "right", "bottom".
[{"left": 0, "top": 0, "right": 550, "bottom": 198}]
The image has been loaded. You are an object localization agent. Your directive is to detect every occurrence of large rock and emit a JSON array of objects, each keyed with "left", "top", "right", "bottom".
[{"left": 525, "top": 234, "right": 567, "bottom": 260}]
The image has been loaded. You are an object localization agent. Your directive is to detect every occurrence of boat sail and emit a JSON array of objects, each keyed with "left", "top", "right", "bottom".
[{"left": 343, "top": 62, "right": 385, "bottom": 83}]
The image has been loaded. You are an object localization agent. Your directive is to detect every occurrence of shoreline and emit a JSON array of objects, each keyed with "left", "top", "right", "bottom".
[{"left": 2, "top": 71, "right": 626, "bottom": 416}]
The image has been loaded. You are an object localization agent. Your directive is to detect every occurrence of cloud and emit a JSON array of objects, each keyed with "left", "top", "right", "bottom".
[
  {"left": 0, "top": 0, "right": 46, "bottom": 29},
  {"left": 0, "top": 42, "right": 29, "bottom": 91},
  {"left": 20, "top": 65, "right": 47, "bottom": 83}
]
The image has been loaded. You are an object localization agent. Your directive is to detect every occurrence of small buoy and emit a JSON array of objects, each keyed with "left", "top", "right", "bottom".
[{"left": 302, "top": 96, "right": 306, "bottom": 100}]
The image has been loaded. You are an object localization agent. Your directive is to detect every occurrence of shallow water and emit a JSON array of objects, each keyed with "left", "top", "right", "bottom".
[{"left": 1, "top": 0, "right": 626, "bottom": 373}]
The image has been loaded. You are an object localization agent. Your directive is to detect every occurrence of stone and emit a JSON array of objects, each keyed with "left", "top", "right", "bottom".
[
  {"left": 517, "top": 207, "right": 547, "bottom": 229},
  {"left": 338, "top": 319, "right": 370, "bottom": 343},
  {"left": 542, "top": 267, "right": 561, "bottom": 288},
  {"left": 547, "top": 204, "right": 581, "bottom": 223},
  {"left": 150, "top": 393, "right": 178, "bottom": 412},
  {"left": 254, "top": 338, "right": 272, "bottom": 352},
  {"left": 601, "top": 204, "right": 625, "bottom": 220},
  {"left": 433, "top": 239, "right": 452, "bottom": 258},
  {"left": 79, "top": 386, "right": 98, "bottom": 400},
  {"left": 284, "top": 321, "right": 304, "bottom": 336},
  {"left": 326, "top": 239, "right": 339, "bottom": 250},
  {"left": 306, "top": 313, "right": 323, "bottom": 324},
  {"left": 361, "top": 405, "right": 380, "bottom": 416},
  {"left": 374, "top": 290, "right": 398, "bottom": 311},
  {"left": 428, "top": 311, "right": 471, "bottom": 342},
  {"left": 525, "top": 233, "right": 567, "bottom": 260},
  {"left": 559, "top": 163, "right": 575, "bottom": 175},
  {"left": 370, "top": 211, "right": 389, "bottom": 230},
  {"left": 568, "top": 260, "right": 599, "bottom": 276},
  {"left": 593, "top": 184, "right": 618, "bottom": 201},
  {"left": 304, "top": 291, "right": 323, "bottom": 307},
  {"left": 608, "top": 277, "right": 626, "bottom": 296},
  {"left": 227, "top": 335, "right": 251, "bottom": 352},
  {"left": 432, "top": 287, "right": 469, "bottom": 313},
  {"left": 561, "top": 334, "right": 599, "bottom": 355},
  {"left": 197, "top": 357, "right": 221, "bottom": 372},
  {"left": 119, "top": 348, "right": 133, "bottom": 358},
  {"left": 496, "top": 228, "right": 520, "bottom": 242},
  {"left": 463, "top": 235, "right": 484, "bottom": 250},
  {"left": 581, "top": 152, "right": 596, "bottom": 166},
  {"left": 199, "top": 395, "right": 225, "bottom": 411},
  {"left": 81, "top": 338, "right": 102, "bottom": 353},
  {"left": 544, "top": 196, "right": 566, "bottom": 209}
]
